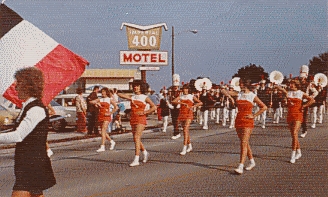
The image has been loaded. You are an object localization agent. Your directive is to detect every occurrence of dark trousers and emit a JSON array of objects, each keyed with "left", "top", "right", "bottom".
[
  {"left": 301, "top": 106, "right": 308, "bottom": 133},
  {"left": 87, "top": 111, "right": 98, "bottom": 134},
  {"left": 170, "top": 108, "right": 180, "bottom": 136}
]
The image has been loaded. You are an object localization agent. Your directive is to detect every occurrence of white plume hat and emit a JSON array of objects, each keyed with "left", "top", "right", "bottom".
[{"left": 173, "top": 74, "right": 180, "bottom": 86}]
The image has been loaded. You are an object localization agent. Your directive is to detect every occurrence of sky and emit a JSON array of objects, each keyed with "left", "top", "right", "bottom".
[{"left": 5, "top": 0, "right": 328, "bottom": 92}]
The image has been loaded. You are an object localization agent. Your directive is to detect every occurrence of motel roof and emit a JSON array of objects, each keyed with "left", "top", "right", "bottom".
[{"left": 81, "top": 69, "right": 138, "bottom": 78}]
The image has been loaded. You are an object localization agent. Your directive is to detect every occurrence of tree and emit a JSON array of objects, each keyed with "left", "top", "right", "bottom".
[
  {"left": 308, "top": 52, "right": 328, "bottom": 76},
  {"left": 232, "top": 63, "right": 269, "bottom": 84}
]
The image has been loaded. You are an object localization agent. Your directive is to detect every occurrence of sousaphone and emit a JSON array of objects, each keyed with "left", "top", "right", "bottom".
[
  {"left": 194, "top": 78, "right": 212, "bottom": 91},
  {"left": 230, "top": 77, "right": 241, "bottom": 91},
  {"left": 269, "top": 70, "right": 284, "bottom": 85},
  {"left": 314, "top": 73, "right": 328, "bottom": 87}
]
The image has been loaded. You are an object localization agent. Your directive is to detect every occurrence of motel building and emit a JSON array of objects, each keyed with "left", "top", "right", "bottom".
[{"left": 64, "top": 68, "right": 141, "bottom": 94}]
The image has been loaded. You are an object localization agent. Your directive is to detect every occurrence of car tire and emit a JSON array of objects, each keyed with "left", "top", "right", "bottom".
[{"left": 52, "top": 119, "right": 67, "bottom": 131}]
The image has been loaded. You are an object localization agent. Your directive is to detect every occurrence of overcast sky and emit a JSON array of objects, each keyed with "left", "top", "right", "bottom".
[{"left": 6, "top": 0, "right": 328, "bottom": 91}]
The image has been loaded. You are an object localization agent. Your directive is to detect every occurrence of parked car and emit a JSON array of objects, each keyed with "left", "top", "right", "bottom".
[
  {"left": 118, "top": 97, "right": 131, "bottom": 120},
  {"left": 0, "top": 104, "right": 16, "bottom": 132},
  {"left": 54, "top": 93, "right": 133, "bottom": 120},
  {"left": 2, "top": 98, "right": 73, "bottom": 131}
]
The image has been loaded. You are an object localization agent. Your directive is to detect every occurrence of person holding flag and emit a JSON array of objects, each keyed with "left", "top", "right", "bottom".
[{"left": 0, "top": 67, "right": 56, "bottom": 197}]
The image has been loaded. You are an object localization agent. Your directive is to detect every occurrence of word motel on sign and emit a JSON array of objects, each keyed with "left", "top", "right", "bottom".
[{"left": 120, "top": 51, "right": 168, "bottom": 65}]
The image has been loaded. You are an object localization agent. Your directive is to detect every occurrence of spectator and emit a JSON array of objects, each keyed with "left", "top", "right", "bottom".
[
  {"left": 86, "top": 86, "right": 100, "bottom": 135},
  {"left": 75, "top": 88, "right": 87, "bottom": 133},
  {"left": 148, "top": 90, "right": 160, "bottom": 117}
]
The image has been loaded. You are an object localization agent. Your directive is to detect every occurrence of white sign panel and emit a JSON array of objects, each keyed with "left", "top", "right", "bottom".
[
  {"left": 120, "top": 51, "right": 168, "bottom": 65},
  {"left": 139, "top": 67, "right": 160, "bottom": 71}
]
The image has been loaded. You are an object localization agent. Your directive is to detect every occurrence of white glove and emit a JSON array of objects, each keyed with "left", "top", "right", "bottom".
[{"left": 168, "top": 104, "right": 174, "bottom": 109}]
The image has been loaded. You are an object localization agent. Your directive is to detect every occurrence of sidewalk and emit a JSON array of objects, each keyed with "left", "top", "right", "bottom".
[{"left": 0, "top": 114, "right": 165, "bottom": 150}]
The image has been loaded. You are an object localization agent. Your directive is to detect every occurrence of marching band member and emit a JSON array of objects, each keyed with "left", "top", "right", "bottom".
[
  {"left": 256, "top": 80, "right": 270, "bottom": 129},
  {"left": 275, "top": 79, "right": 314, "bottom": 163},
  {"left": 209, "top": 88, "right": 216, "bottom": 120},
  {"left": 169, "top": 74, "right": 182, "bottom": 139},
  {"left": 199, "top": 88, "right": 215, "bottom": 130},
  {"left": 172, "top": 84, "right": 202, "bottom": 155},
  {"left": 309, "top": 82, "right": 319, "bottom": 129},
  {"left": 271, "top": 87, "right": 284, "bottom": 124},
  {"left": 227, "top": 85, "right": 238, "bottom": 129},
  {"left": 221, "top": 78, "right": 267, "bottom": 174},
  {"left": 159, "top": 90, "right": 170, "bottom": 132},
  {"left": 315, "top": 84, "right": 327, "bottom": 124},
  {"left": 214, "top": 88, "right": 222, "bottom": 124},
  {"left": 117, "top": 80, "right": 157, "bottom": 167},
  {"left": 299, "top": 66, "right": 318, "bottom": 137}
]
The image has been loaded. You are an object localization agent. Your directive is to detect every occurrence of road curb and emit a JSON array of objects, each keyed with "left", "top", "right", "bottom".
[{"left": 0, "top": 126, "right": 164, "bottom": 150}]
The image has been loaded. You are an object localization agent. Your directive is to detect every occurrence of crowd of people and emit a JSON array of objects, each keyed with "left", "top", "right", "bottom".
[{"left": 0, "top": 66, "right": 327, "bottom": 196}]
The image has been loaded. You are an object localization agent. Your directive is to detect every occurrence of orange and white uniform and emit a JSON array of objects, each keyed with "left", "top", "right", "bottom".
[
  {"left": 98, "top": 97, "right": 112, "bottom": 122},
  {"left": 286, "top": 90, "right": 304, "bottom": 123},
  {"left": 178, "top": 94, "right": 194, "bottom": 121},
  {"left": 235, "top": 92, "right": 256, "bottom": 129},
  {"left": 130, "top": 94, "right": 148, "bottom": 126}
]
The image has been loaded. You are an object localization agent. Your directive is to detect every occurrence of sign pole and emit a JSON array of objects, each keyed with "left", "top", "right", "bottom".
[
  {"left": 141, "top": 65, "right": 146, "bottom": 83},
  {"left": 171, "top": 26, "right": 175, "bottom": 86}
]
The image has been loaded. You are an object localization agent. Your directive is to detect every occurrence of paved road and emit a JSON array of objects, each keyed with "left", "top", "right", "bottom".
[{"left": 0, "top": 116, "right": 327, "bottom": 196}]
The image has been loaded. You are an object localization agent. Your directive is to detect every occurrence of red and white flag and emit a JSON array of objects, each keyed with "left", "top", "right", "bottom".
[{"left": 0, "top": 4, "right": 89, "bottom": 108}]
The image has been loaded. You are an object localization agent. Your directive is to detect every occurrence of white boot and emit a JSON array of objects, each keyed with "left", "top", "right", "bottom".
[
  {"left": 96, "top": 145, "right": 105, "bottom": 152},
  {"left": 245, "top": 159, "right": 256, "bottom": 171},
  {"left": 109, "top": 140, "right": 116, "bottom": 150},
  {"left": 295, "top": 149, "right": 302, "bottom": 160},
  {"left": 129, "top": 155, "right": 140, "bottom": 167},
  {"left": 234, "top": 164, "right": 244, "bottom": 174},
  {"left": 186, "top": 143, "right": 193, "bottom": 153},
  {"left": 180, "top": 145, "right": 187, "bottom": 155},
  {"left": 290, "top": 151, "right": 296, "bottom": 163},
  {"left": 142, "top": 150, "right": 149, "bottom": 163}
]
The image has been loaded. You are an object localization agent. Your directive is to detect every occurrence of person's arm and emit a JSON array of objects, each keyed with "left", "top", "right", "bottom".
[
  {"left": 220, "top": 89, "right": 237, "bottom": 105},
  {"left": 302, "top": 93, "right": 315, "bottom": 108},
  {"left": 0, "top": 107, "right": 46, "bottom": 144},
  {"left": 89, "top": 98, "right": 100, "bottom": 105},
  {"left": 117, "top": 93, "right": 132, "bottom": 100},
  {"left": 143, "top": 97, "right": 157, "bottom": 115},
  {"left": 172, "top": 96, "right": 182, "bottom": 105},
  {"left": 47, "top": 104, "right": 56, "bottom": 116},
  {"left": 244, "top": 96, "right": 267, "bottom": 119},
  {"left": 275, "top": 85, "right": 287, "bottom": 95},
  {"left": 109, "top": 99, "right": 118, "bottom": 115},
  {"left": 193, "top": 96, "right": 203, "bottom": 108}
]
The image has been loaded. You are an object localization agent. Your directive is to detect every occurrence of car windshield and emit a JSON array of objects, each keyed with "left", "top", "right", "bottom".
[
  {"left": 50, "top": 100, "right": 61, "bottom": 106},
  {"left": 0, "top": 105, "right": 6, "bottom": 110}
]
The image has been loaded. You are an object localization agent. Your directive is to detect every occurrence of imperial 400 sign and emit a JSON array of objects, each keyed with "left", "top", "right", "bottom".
[{"left": 120, "top": 23, "right": 168, "bottom": 50}]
